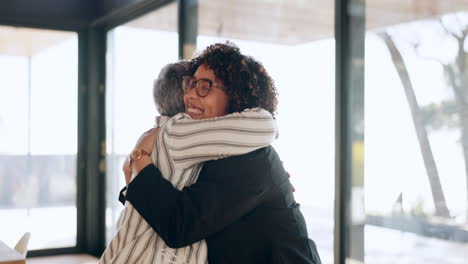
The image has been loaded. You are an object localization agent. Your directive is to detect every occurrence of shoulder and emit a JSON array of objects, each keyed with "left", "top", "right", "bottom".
[
  {"left": 206, "top": 145, "right": 269, "bottom": 162},
  {"left": 233, "top": 107, "right": 272, "bottom": 118},
  {"left": 198, "top": 147, "right": 273, "bottom": 192},
  {"left": 203, "top": 146, "right": 281, "bottom": 174},
  {"left": 168, "top": 112, "right": 190, "bottom": 123},
  {"left": 156, "top": 114, "right": 187, "bottom": 128}
]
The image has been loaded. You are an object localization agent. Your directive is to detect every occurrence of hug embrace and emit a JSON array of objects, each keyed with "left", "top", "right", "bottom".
[{"left": 99, "top": 42, "right": 322, "bottom": 264}]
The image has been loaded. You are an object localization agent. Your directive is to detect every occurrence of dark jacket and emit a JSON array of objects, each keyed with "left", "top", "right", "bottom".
[{"left": 123, "top": 146, "right": 322, "bottom": 264}]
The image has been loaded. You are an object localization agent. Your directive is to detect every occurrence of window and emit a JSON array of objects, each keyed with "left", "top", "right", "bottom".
[
  {"left": 365, "top": 2, "right": 468, "bottom": 263},
  {"left": 105, "top": 2, "right": 179, "bottom": 242},
  {"left": 197, "top": 0, "right": 335, "bottom": 261},
  {"left": 0, "top": 26, "right": 78, "bottom": 250}
]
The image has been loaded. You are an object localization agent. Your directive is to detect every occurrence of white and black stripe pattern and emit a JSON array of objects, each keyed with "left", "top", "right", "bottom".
[{"left": 99, "top": 108, "right": 277, "bottom": 264}]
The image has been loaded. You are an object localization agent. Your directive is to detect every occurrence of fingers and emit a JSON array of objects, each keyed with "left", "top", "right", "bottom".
[
  {"left": 122, "top": 157, "right": 132, "bottom": 185},
  {"left": 144, "top": 127, "right": 157, "bottom": 135},
  {"left": 122, "top": 157, "right": 131, "bottom": 173},
  {"left": 286, "top": 172, "right": 295, "bottom": 192},
  {"left": 122, "top": 156, "right": 129, "bottom": 170}
]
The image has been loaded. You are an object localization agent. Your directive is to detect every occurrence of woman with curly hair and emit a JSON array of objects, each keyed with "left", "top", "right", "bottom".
[
  {"left": 101, "top": 62, "right": 277, "bottom": 263},
  {"left": 124, "top": 43, "right": 321, "bottom": 264}
]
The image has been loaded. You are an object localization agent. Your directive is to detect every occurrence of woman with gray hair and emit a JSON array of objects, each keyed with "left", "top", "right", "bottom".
[
  {"left": 152, "top": 60, "right": 189, "bottom": 117},
  {"left": 100, "top": 58, "right": 278, "bottom": 264}
]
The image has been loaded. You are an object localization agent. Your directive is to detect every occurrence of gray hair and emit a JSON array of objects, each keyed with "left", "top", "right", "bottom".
[{"left": 153, "top": 60, "right": 190, "bottom": 116}]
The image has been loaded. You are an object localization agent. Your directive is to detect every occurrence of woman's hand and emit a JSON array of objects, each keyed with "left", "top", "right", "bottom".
[
  {"left": 123, "top": 127, "right": 159, "bottom": 184},
  {"left": 134, "top": 127, "right": 158, "bottom": 154},
  {"left": 287, "top": 172, "right": 295, "bottom": 192},
  {"left": 122, "top": 156, "right": 132, "bottom": 185}
]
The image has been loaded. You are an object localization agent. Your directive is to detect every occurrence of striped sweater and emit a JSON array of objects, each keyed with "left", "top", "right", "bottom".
[{"left": 99, "top": 108, "right": 278, "bottom": 264}]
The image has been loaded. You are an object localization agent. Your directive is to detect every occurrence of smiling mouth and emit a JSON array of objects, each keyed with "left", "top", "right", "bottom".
[{"left": 187, "top": 104, "right": 204, "bottom": 115}]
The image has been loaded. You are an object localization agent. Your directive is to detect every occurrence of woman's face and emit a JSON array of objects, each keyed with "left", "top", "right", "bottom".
[{"left": 183, "top": 64, "right": 230, "bottom": 119}]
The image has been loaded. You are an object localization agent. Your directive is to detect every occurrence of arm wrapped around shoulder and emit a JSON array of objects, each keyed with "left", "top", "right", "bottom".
[{"left": 163, "top": 108, "right": 278, "bottom": 168}]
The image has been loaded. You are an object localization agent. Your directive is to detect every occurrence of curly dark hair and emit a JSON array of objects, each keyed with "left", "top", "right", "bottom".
[{"left": 190, "top": 42, "right": 278, "bottom": 116}]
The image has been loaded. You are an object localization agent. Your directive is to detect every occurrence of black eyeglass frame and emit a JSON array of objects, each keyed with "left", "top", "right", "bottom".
[{"left": 182, "top": 76, "right": 225, "bottom": 97}]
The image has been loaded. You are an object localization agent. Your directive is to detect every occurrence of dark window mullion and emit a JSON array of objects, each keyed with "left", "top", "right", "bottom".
[{"left": 334, "top": 0, "right": 366, "bottom": 263}]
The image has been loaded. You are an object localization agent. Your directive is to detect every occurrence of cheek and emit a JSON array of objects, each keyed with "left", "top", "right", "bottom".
[
  {"left": 221, "top": 96, "right": 230, "bottom": 112},
  {"left": 204, "top": 96, "right": 225, "bottom": 114},
  {"left": 215, "top": 94, "right": 230, "bottom": 114}
]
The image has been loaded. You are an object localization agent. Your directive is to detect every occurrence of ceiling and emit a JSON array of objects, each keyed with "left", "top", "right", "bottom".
[
  {"left": 128, "top": 0, "right": 468, "bottom": 44},
  {"left": 1, "top": 0, "right": 467, "bottom": 57}
]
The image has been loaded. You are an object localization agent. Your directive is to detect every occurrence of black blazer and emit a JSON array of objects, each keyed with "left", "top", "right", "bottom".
[{"left": 124, "top": 146, "right": 322, "bottom": 264}]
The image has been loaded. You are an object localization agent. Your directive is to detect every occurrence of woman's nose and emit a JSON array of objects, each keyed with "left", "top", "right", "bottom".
[{"left": 185, "top": 85, "right": 200, "bottom": 99}]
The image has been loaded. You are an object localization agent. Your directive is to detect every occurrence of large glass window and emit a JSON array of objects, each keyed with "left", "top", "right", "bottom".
[
  {"left": 0, "top": 26, "right": 78, "bottom": 250},
  {"left": 197, "top": 0, "right": 335, "bottom": 262},
  {"left": 365, "top": 2, "right": 468, "bottom": 263},
  {"left": 105, "top": 2, "right": 178, "bottom": 242}
]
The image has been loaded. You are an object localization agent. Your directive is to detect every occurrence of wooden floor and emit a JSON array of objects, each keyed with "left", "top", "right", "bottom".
[{"left": 27, "top": 254, "right": 98, "bottom": 264}]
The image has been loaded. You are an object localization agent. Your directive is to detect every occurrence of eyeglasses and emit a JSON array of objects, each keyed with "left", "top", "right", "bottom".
[{"left": 182, "top": 76, "right": 225, "bottom": 98}]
